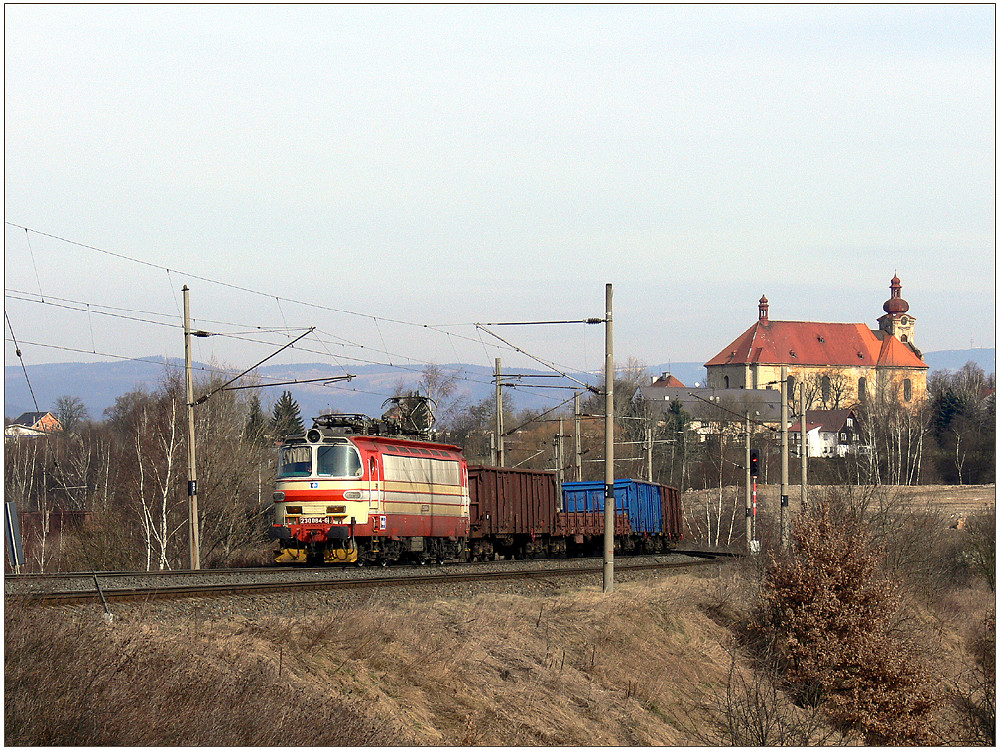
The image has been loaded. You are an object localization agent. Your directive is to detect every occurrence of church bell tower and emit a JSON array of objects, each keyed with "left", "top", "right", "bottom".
[{"left": 877, "top": 274, "right": 918, "bottom": 351}]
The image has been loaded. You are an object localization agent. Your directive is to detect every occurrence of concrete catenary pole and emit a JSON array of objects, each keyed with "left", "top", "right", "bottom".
[
  {"left": 574, "top": 392, "right": 582, "bottom": 482},
  {"left": 745, "top": 411, "right": 752, "bottom": 554},
  {"left": 603, "top": 283, "right": 615, "bottom": 594},
  {"left": 780, "top": 365, "right": 789, "bottom": 550},
  {"left": 495, "top": 358, "right": 504, "bottom": 467},
  {"left": 646, "top": 424, "right": 653, "bottom": 482},
  {"left": 182, "top": 286, "right": 201, "bottom": 570},
  {"left": 556, "top": 418, "right": 565, "bottom": 488},
  {"left": 800, "top": 383, "right": 807, "bottom": 512}
]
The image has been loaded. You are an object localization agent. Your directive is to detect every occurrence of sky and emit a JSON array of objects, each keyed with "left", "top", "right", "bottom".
[{"left": 4, "top": 5, "right": 996, "bottom": 386}]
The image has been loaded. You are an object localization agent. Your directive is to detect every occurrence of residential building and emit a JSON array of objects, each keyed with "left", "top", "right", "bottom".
[
  {"left": 5, "top": 411, "right": 63, "bottom": 439},
  {"left": 789, "top": 408, "right": 859, "bottom": 458}
]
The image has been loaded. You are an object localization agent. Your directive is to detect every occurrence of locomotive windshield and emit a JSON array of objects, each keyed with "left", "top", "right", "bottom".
[
  {"left": 278, "top": 445, "right": 312, "bottom": 478},
  {"left": 317, "top": 444, "right": 363, "bottom": 477},
  {"left": 277, "top": 442, "right": 363, "bottom": 479}
]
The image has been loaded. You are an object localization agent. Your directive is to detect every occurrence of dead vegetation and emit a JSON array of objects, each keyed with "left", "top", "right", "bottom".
[
  {"left": 5, "top": 573, "right": 749, "bottom": 746},
  {"left": 6, "top": 548, "right": 994, "bottom": 746},
  {"left": 5, "top": 485, "right": 995, "bottom": 745},
  {"left": 3, "top": 598, "right": 402, "bottom": 746}
]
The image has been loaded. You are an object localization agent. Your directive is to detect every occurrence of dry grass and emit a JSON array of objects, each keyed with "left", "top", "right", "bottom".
[
  {"left": 247, "top": 574, "right": 744, "bottom": 746},
  {"left": 5, "top": 574, "right": 744, "bottom": 746},
  {"left": 6, "top": 558, "right": 993, "bottom": 745},
  {"left": 4, "top": 599, "right": 402, "bottom": 746}
]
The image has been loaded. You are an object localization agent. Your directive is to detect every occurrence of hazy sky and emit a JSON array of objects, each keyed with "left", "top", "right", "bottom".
[{"left": 4, "top": 5, "right": 996, "bottom": 384}]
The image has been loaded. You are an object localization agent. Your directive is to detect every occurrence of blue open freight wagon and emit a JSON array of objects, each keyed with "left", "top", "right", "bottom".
[{"left": 561, "top": 479, "right": 681, "bottom": 538}]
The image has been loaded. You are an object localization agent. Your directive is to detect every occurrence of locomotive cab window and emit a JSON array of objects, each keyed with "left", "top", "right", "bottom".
[
  {"left": 317, "top": 444, "right": 363, "bottom": 477},
  {"left": 278, "top": 445, "right": 312, "bottom": 478}
]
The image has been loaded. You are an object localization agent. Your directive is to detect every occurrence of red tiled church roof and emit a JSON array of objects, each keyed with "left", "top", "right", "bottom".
[
  {"left": 874, "top": 333, "right": 926, "bottom": 368},
  {"left": 706, "top": 319, "right": 927, "bottom": 370}
]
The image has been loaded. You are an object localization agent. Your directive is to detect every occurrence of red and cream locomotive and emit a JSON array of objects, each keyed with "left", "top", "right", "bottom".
[
  {"left": 269, "top": 398, "right": 469, "bottom": 564},
  {"left": 270, "top": 396, "right": 684, "bottom": 565}
]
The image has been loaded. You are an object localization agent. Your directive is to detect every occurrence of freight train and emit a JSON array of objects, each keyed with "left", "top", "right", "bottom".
[{"left": 268, "top": 405, "right": 682, "bottom": 565}]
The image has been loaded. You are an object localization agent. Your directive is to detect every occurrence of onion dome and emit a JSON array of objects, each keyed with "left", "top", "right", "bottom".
[
  {"left": 883, "top": 275, "right": 909, "bottom": 314},
  {"left": 758, "top": 294, "right": 769, "bottom": 320}
]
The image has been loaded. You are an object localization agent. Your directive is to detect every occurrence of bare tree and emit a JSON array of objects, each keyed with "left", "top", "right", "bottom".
[
  {"left": 131, "top": 396, "right": 183, "bottom": 571},
  {"left": 187, "top": 371, "right": 273, "bottom": 566},
  {"left": 801, "top": 368, "right": 851, "bottom": 410},
  {"left": 54, "top": 395, "right": 89, "bottom": 434},
  {"left": 854, "top": 375, "right": 926, "bottom": 485}
]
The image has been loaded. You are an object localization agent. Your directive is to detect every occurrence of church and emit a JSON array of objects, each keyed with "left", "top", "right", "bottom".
[{"left": 704, "top": 276, "right": 928, "bottom": 410}]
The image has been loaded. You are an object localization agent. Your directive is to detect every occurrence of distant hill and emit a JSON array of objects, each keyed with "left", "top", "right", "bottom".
[
  {"left": 648, "top": 363, "right": 709, "bottom": 388},
  {"left": 4, "top": 359, "right": 603, "bottom": 422},
  {"left": 4, "top": 357, "right": 182, "bottom": 422},
  {"left": 922, "top": 348, "right": 996, "bottom": 374},
  {"left": 5, "top": 349, "right": 993, "bottom": 422}
]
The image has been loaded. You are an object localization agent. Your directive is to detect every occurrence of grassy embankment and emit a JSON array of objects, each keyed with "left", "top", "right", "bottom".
[{"left": 6, "top": 561, "right": 992, "bottom": 745}]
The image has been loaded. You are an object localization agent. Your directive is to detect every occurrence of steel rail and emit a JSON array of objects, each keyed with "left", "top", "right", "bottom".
[{"left": 7, "top": 555, "right": 732, "bottom": 607}]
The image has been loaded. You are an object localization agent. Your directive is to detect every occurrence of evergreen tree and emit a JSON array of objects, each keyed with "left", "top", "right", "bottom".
[
  {"left": 243, "top": 392, "right": 269, "bottom": 445},
  {"left": 271, "top": 391, "right": 304, "bottom": 439},
  {"left": 927, "top": 362, "right": 996, "bottom": 483}
]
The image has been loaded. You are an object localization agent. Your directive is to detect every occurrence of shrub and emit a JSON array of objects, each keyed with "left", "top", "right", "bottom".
[
  {"left": 955, "top": 606, "right": 996, "bottom": 745},
  {"left": 962, "top": 507, "right": 996, "bottom": 592},
  {"left": 756, "top": 498, "right": 938, "bottom": 744}
]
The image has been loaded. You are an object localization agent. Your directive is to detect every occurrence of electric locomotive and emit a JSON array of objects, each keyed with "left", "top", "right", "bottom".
[{"left": 269, "top": 397, "right": 469, "bottom": 564}]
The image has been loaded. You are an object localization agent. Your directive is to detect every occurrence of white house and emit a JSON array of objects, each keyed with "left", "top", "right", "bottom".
[{"left": 789, "top": 409, "right": 858, "bottom": 458}]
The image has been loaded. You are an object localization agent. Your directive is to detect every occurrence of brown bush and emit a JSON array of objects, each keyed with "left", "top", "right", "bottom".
[
  {"left": 756, "top": 498, "right": 939, "bottom": 744},
  {"left": 963, "top": 506, "right": 997, "bottom": 591},
  {"left": 955, "top": 606, "right": 996, "bottom": 745}
]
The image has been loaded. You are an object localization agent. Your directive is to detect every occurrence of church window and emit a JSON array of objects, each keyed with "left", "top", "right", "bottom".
[
  {"left": 821, "top": 375, "right": 831, "bottom": 402},
  {"left": 903, "top": 378, "right": 912, "bottom": 402},
  {"left": 858, "top": 377, "right": 867, "bottom": 402},
  {"left": 724, "top": 376, "right": 730, "bottom": 388},
  {"left": 901, "top": 334, "right": 908, "bottom": 343},
  {"left": 787, "top": 375, "right": 796, "bottom": 398}
]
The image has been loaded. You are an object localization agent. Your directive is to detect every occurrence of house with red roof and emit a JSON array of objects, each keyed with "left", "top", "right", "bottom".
[
  {"left": 647, "top": 372, "right": 687, "bottom": 388},
  {"left": 4, "top": 411, "right": 63, "bottom": 439},
  {"left": 705, "top": 276, "right": 929, "bottom": 410}
]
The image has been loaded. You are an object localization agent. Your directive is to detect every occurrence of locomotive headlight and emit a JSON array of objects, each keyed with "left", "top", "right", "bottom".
[
  {"left": 285, "top": 506, "right": 302, "bottom": 515},
  {"left": 343, "top": 491, "right": 362, "bottom": 500},
  {"left": 273, "top": 491, "right": 285, "bottom": 502},
  {"left": 329, "top": 505, "right": 348, "bottom": 515}
]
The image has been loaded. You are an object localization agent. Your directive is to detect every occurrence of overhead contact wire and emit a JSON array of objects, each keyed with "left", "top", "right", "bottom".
[{"left": 5, "top": 312, "right": 41, "bottom": 412}]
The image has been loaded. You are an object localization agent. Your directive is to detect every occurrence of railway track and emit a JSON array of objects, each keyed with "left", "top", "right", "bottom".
[{"left": 6, "top": 550, "right": 735, "bottom": 607}]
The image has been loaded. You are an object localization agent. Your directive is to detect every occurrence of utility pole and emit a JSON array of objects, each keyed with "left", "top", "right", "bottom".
[
  {"left": 646, "top": 424, "right": 653, "bottom": 482},
  {"left": 495, "top": 358, "right": 504, "bottom": 467},
  {"left": 780, "top": 365, "right": 789, "bottom": 551},
  {"left": 574, "top": 392, "right": 582, "bottom": 481},
  {"left": 800, "top": 383, "right": 807, "bottom": 512},
  {"left": 182, "top": 285, "right": 201, "bottom": 570},
  {"left": 556, "top": 418, "right": 565, "bottom": 489},
  {"left": 745, "top": 412, "right": 752, "bottom": 554},
  {"left": 603, "top": 283, "right": 614, "bottom": 594}
]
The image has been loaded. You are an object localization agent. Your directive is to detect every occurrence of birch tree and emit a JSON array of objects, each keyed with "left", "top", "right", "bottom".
[{"left": 131, "top": 396, "right": 183, "bottom": 571}]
